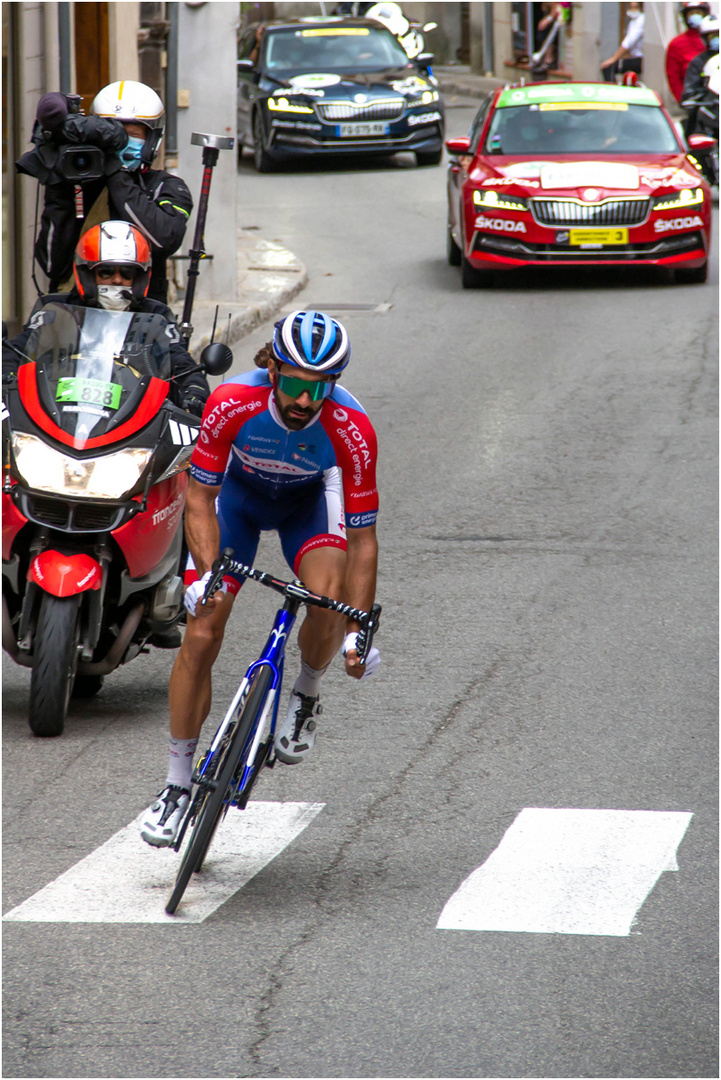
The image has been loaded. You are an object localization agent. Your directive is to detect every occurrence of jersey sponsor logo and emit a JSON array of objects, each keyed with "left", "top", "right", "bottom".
[
  {"left": 190, "top": 464, "right": 222, "bottom": 485},
  {"left": 203, "top": 395, "right": 264, "bottom": 437},
  {"left": 348, "top": 511, "right": 377, "bottom": 527},
  {"left": 334, "top": 414, "right": 372, "bottom": 487},
  {"left": 232, "top": 445, "right": 316, "bottom": 478},
  {"left": 654, "top": 215, "right": 704, "bottom": 233},
  {"left": 474, "top": 215, "right": 527, "bottom": 233}
]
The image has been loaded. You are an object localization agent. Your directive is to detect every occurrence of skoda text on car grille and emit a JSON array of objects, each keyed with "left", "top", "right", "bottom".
[{"left": 445, "top": 81, "right": 711, "bottom": 287}]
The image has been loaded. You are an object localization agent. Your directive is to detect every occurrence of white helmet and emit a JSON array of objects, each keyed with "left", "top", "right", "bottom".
[
  {"left": 699, "top": 14, "right": 720, "bottom": 36},
  {"left": 91, "top": 80, "right": 164, "bottom": 163}
]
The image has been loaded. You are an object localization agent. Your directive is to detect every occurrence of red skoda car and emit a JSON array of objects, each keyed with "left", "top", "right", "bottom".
[{"left": 446, "top": 81, "right": 713, "bottom": 287}]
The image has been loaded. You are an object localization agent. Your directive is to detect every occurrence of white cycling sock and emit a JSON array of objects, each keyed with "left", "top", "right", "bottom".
[
  {"left": 294, "top": 658, "right": 330, "bottom": 698},
  {"left": 166, "top": 736, "right": 198, "bottom": 791}
]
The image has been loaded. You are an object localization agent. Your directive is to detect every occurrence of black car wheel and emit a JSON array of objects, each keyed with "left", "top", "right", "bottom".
[
  {"left": 675, "top": 261, "right": 708, "bottom": 284},
  {"left": 447, "top": 223, "right": 462, "bottom": 266},
  {"left": 416, "top": 149, "right": 442, "bottom": 167},
  {"left": 461, "top": 249, "right": 493, "bottom": 289},
  {"left": 252, "top": 111, "right": 276, "bottom": 174}
]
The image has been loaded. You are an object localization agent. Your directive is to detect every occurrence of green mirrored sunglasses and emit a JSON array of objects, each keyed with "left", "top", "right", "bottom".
[{"left": 276, "top": 371, "right": 334, "bottom": 401}]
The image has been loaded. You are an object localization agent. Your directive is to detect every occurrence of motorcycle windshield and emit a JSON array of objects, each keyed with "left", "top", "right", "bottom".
[{"left": 24, "top": 304, "right": 172, "bottom": 446}]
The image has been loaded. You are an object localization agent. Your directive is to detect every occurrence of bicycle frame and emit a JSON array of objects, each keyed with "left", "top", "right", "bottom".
[{"left": 192, "top": 595, "right": 301, "bottom": 811}]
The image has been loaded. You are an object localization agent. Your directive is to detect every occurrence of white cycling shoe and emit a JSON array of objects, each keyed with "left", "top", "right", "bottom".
[
  {"left": 274, "top": 690, "right": 322, "bottom": 764},
  {"left": 140, "top": 785, "right": 190, "bottom": 847}
]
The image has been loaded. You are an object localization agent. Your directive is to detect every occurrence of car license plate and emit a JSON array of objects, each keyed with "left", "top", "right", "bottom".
[
  {"left": 337, "top": 122, "right": 389, "bottom": 137},
  {"left": 568, "top": 228, "right": 629, "bottom": 247}
]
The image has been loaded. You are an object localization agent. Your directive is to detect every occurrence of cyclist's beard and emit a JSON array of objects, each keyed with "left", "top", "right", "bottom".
[{"left": 275, "top": 394, "right": 319, "bottom": 430}]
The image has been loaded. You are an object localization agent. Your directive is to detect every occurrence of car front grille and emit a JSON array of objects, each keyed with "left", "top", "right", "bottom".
[
  {"left": 315, "top": 100, "right": 404, "bottom": 122},
  {"left": 530, "top": 197, "right": 651, "bottom": 227}
]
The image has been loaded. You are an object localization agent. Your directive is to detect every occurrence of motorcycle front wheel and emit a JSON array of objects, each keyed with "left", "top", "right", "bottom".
[{"left": 28, "top": 593, "right": 81, "bottom": 737}]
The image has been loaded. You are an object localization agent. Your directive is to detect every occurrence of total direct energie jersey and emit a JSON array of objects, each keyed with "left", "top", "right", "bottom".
[{"left": 189, "top": 369, "right": 379, "bottom": 529}]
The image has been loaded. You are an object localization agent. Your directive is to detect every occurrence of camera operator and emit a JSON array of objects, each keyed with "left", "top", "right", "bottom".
[{"left": 16, "top": 80, "right": 192, "bottom": 305}]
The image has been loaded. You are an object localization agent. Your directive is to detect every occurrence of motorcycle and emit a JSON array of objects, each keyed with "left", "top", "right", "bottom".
[
  {"left": 683, "top": 53, "right": 719, "bottom": 187},
  {"left": 2, "top": 303, "right": 230, "bottom": 736}
]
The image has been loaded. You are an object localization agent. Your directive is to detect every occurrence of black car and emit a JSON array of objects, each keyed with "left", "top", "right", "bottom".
[{"left": 237, "top": 17, "right": 445, "bottom": 171}]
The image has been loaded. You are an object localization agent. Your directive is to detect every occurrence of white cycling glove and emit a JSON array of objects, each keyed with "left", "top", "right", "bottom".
[
  {"left": 343, "top": 632, "right": 381, "bottom": 679},
  {"left": 184, "top": 570, "right": 227, "bottom": 617}
]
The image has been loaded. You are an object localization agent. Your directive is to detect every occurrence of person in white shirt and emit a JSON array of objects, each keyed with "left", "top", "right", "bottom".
[{"left": 601, "top": 3, "right": 644, "bottom": 82}]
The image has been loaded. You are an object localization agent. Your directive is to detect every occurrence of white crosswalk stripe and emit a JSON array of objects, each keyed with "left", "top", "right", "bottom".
[
  {"left": 437, "top": 808, "right": 694, "bottom": 936},
  {"left": 2, "top": 801, "right": 325, "bottom": 925}
]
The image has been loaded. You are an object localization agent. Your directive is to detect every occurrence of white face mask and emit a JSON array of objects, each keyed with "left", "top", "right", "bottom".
[
  {"left": 627, "top": 8, "right": 641, "bottom": 17},
  {"left": 97, "top": 284, "right": 133, "bottom": 311}
]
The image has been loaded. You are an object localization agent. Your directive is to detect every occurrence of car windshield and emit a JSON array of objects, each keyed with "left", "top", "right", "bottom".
[
  {"left": 484, "top": 103, "right": 679, "bottom": 155},
  {"left": 264, "top": 25, "right": 411, "bottom": 74}
]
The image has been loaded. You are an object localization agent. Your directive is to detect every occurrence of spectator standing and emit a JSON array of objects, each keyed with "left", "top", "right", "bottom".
[{"left": 601, "top": 3, "right": 645, "bottom": 82}]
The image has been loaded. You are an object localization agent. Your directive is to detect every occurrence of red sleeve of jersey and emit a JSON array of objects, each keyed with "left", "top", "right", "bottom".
[
  {"left": 190, "top": 382, "right": 269, "bottom": 485},
  {"left": 320, "top": 402, "right": 379, "bottom": 528}
]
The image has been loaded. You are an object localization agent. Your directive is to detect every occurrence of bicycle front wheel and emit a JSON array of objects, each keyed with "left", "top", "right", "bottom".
[{"left": 165, "top": 665, "right": 274, "bottom": 915}]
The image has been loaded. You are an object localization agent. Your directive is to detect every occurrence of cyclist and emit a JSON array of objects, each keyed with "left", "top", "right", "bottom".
[{"left": 140, "top": 310, "right": 380, "bottom": 847}]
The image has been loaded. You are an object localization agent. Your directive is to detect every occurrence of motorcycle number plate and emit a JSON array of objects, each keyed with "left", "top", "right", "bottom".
[
  {"left": 337, "top": 122, "right": 389, "bottom": 137},
  {"left": 56, "top": 376, "right": 122, "bottom": 410},
  {"left": 568, "top": 228, "right": 629, "bottom": 247}
]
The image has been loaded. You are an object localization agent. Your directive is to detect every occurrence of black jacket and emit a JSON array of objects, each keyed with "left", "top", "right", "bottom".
[
  {"left": 33, "top": 167, "right": 193, "bottom": 304},
  {"left": 682, "top": 48, "right": 716, "bottom": 102},
  {"left": 2, "top": 291, "right": 209, "bottom": 415}
]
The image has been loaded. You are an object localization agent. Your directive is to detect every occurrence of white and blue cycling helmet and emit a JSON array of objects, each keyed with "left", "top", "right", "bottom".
[{"left": 272, "top": 310, "right": 350, "bottom": 375}]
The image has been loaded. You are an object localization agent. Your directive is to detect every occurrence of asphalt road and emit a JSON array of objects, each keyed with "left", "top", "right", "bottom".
[{"left": 3, "top": 99, "right": 718, "bottom": 1078}]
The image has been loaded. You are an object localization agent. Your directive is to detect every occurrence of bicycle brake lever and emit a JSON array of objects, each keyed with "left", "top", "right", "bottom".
[
  {"left": 355, "top": 603, "right": 382, "bottom": 663},
  {"left": 201, "top": 547, "right": 235, "bottom": 605}
]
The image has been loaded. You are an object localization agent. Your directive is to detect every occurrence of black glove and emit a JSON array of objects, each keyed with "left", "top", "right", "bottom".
[{"left": 178, "top": 394, "right": 206, "bottom": 419}]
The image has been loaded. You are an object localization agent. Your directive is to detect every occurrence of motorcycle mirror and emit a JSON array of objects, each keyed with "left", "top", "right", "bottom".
[
  {"left": 416, "top": 51, "right": 435, "bottom": 65},
  {"left": 200, "top": 342, "right": 233, "bottom": 377},
  {"left": 688, "top": 133, "right": 716, "bottom": 150}
]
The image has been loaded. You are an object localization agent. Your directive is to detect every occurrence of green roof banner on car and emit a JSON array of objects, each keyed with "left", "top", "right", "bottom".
[{"left": 497, "top": 83, "right": 659, "bottom": 108}]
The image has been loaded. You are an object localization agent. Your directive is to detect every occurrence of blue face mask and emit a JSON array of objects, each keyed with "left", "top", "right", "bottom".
[
  {"left": 709, "top": 34, "right": 720, "bottom": 51},
  {"left": 687, "top": 13, "right": 704, "bottom": 29},
  {"left": 117, "top": 136, "right": 145, "bottom": 171}
]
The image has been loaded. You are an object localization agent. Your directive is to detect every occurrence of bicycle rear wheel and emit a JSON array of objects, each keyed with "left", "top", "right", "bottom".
[{"left": 165, "top": 665, "right": 273, "bottom": 915}]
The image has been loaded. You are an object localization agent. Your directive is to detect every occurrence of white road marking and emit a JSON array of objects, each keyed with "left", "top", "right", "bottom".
[
  {"left": 3, "top": 801, "right": 324, "bottom": 925},
  {"left": 436, "top": 808, "right": 693, "bottom": 936}
]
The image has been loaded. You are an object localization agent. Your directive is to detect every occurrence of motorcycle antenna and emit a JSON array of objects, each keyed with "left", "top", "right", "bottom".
[
  {"left": 209, "top": 304, "right": 219, "bottom": 344},
  {"left": 179, "top": 132, "right": 235, "bottom": 346}
]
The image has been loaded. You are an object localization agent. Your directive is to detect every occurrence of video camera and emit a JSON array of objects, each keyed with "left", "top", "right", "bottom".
[
  {"left": 53, "top": 96, "right": 106, "bottom": 182},
  {"left": 16, "top": 92, "right": 127, "bottom": 186}
]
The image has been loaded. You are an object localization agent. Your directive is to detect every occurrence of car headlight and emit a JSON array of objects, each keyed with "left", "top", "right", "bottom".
[
  {"left": 473, "top": 189, "right": 528, "bottom": 212},
  {"left": 653, "top": 187, "right": 704, "bottom": 211},
  {"left": 267, "top": 97, "right": 314, "bottom": 115},
  {"left": 12, "top": 433, "right": 153, "bottom": 499}
]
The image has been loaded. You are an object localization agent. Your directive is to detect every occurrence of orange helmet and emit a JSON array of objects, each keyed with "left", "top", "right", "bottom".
[{"left": 73, "top": 221, "right": 152, "bottom": 304}]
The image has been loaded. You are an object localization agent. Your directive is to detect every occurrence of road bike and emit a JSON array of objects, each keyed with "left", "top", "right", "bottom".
[{"left": 165, "top": 547, "right": 381, "bottom": 915}]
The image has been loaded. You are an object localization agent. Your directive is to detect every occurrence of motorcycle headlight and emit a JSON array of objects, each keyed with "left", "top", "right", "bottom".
[
  {"left": 653, "top": 187, "right": 704, "bottom": 211},
  {"left": 12, "top": 433, "right": 153, "bottom": 499},
  {"left": 473, "top": 189, "right": 528, "bottom": 212},
  {"left": 267, "top": 97, "right": 314, "bottom": 115}
]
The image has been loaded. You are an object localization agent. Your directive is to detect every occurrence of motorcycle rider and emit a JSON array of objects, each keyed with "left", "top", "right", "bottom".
[
  {"left": 139, "top": 310, "right": 381, "bottom": 848},
  {"left": 682, "top": 14, "right": 720, "bottom": 101},
  {"left": 666, "top": 2, "right": 710, "bottom": 107},
  {"left": 17, "top": 80, "right": 192, "bottom": 304},
  {"left": 2, "top": 220, "right": 209, "bottom": 419}
]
